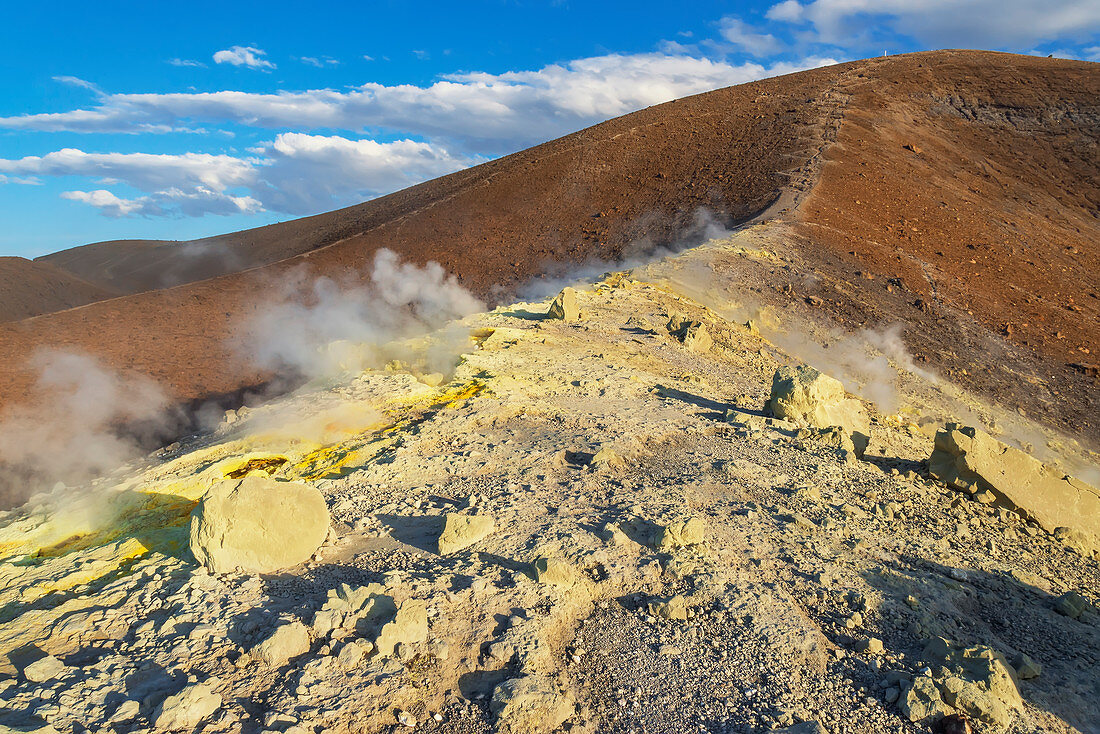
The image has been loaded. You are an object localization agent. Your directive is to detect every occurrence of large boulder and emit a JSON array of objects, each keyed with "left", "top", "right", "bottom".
[
  {"left": 929, "top": 424, "right": 1100, "bottom": 545},
  {"left": 189, "top": 475, "right": 331, "bottom": 574},
  {"left": 766, "top": 366, "right": 870, "bottom": 455}
]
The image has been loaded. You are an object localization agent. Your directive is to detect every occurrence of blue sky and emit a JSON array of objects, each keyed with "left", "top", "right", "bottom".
[{"left": 1, "top": 1, "right": 1097, "bottom": 258}]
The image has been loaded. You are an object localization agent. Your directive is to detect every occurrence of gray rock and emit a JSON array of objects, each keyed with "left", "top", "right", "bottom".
[
  {"left": 1054, "top": 590, "right": 1091, "bottom": 620},
  {"left": 1012, "top": 653, "right": 1041, "bottom": 680}
]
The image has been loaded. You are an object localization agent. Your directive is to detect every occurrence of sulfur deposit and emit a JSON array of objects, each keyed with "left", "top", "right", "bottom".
[{"left": 0, "top": 228, "right": 1096, "bottom": 734}]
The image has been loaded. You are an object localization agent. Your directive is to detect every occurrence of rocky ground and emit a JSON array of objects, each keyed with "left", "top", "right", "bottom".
[{"left": 0, "top": 230, "right": 1097, "bottom": 734}]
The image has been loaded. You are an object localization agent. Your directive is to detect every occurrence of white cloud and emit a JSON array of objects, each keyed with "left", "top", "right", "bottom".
[
  {"left": 1, "top": 135, "right": 476, "bottom": 218},
  {"left": 765, "top": 0, "right": 1100, "bottom": 48},
  {"left": 52, "top": 76, "right": 102, "bottom": 95},
  {"left": 168, "top": 58, "right": 206, "bottom": 68},
  {"left": 0, "top": 174, "right": 40, "bottom": 185},
  {"left": 718, "top": 18, "right": 784, "bottom": 56},
  {"left": 61, "top": 188, "right": 261, "bottom": 218},
  {"left": 0, "top": 53, "right": 837, "bottom": 153},
  {"left": 301, "top": 56, "right": 339, "bottom": 67},
  {"left": 766, "top": 0, "right": 804, "bottom": 23},
  {"left": 252, "top": 133, "right": 478, "bottom": 214},
  {"left": 0, "top": 49, "right": 845, "bottom": 220},
  {"left": 213, "top": 45, "right": 275, "bottom": 70},
  {"left": 0, "top": 149, "right": 254, "bottom": 192}
]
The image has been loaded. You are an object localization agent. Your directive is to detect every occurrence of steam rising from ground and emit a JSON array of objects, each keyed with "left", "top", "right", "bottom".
[
  {"left": 242, "top": 248, "right": 485, "bottom": 379},
  {"left": 0, "top": 349, "right": 174, "bottom": 507},
  {"left": 517, "top": 208, "right": 735, "bottom": 301}
]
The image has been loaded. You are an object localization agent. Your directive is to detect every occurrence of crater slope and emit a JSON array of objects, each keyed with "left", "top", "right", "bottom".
[{"left": 1, "top": 50, "right": 1097, "bottom": 446}]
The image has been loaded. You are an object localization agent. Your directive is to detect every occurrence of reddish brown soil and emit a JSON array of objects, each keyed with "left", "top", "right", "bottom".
[
  {"left": 1, "top": 50, "right": 1097, "bottom": 444},
  {"left": 0, "top": 257, "right": 117, "bottom": 322}
]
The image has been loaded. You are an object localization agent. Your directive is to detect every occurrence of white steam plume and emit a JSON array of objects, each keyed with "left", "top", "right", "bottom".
[
  {"left": 241, "top": 248, "right": 485, "bottom": 379},
  {"left": 0, "top": 349, "right": 174, "bottom": 507}
]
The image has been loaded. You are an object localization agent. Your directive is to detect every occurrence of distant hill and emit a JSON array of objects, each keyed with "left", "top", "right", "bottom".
[
  {"left": 1, "top": 50, "right": 1096, "bottom": 442},
  {"left": 0, "top": 257, "right": 117, "bottom": 322}
]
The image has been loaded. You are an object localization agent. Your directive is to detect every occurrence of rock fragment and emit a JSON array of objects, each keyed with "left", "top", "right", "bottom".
[
  {"left": 1054, "top": 590, "right": 1091, "bottom": 620},
  {"left": 654, "top": 517, "right": 706, "bottom": 550},
  {"left": 666, "top": 313, "right": 712, "bottom": 352},
  {"left": 490, "top": 676, "right": 573, "bottom": 734},
  {"left": 373, "top": 600, "right": 428, "bottom": 657},
  {"left": 921, "top": 637, "right": 1023, "bottom": 730},
  {"left": 531, "top": 557, "right": 576, "bottom": 587},
  {"left": 767, "top": 365, "right": 869, "bottom": 455},
  {"left": 189, "top": 475, "right": 331, "bottom": 574},
  {"left": 547, "top": 287, "right": 579, "bottom": 321},
  {"left": 900, "top": 674, "right": 952, "bottom": 722},
  {"left": 21, "top": 655, "right": 67, "bottom": 683},
  {"left": 1011, "top": 653, "right": 1041, "bottom": 680},
  {"left": 152, "top": 682, "right": 221, "bottom": 730},
  {"left": 253, "top": 621, "right": 311, "bottom": 667},
  {"left": 928, "top": 424, "right": 1100, "bottom": 543},
  {"left": 647, "top": 595, "right": 690, "bottom": 621},
  {"left": 437, "top": 513, "right": 495, "bottom": 554}
]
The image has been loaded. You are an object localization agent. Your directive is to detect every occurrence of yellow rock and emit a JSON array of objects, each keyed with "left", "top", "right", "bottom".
[
  {"left": 189, "top": 475, "right": 330, "bottom": 574},
  {"left": 436, "top": 513, "right": 495, "bottom": 555}
]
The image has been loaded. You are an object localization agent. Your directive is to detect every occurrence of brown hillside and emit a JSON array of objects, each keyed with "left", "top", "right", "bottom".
[
  {"left": 0, "top": 257, "right": 117, "bottom": 322},
  {"left": 1, "top": 50, "right": 1097, "bottom": 443}
]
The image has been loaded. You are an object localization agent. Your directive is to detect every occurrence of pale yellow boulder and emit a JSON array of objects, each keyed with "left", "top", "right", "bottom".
[
  {"left": 767, "top": 365, "right": 869, "bottom": 455},
  {"left": 547, "top": 288, "right": 579, "bottom": 321},
  {"left": 929, "top": 424, "right": 1100, "bottom": 544},
  {"left": 189, "top": 475, "right": 331, "bottom": 574},
  {"left": 437, "top": 513, "right": 495, "bottom": 554}
]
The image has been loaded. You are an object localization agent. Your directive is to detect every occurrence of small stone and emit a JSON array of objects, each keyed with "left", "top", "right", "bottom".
[
  {"left": 396, "top": 710, "right": 416, "bottom": 728},
  {"left": 1012, "top": 653, "right": 1041, "bottom": 680},
  {"left": 856, "top": 637, "right": 884, "bottom": 655},
  {"left": 22, "top": 655, "right": 67, "bottom": 683},
  {"left": 253, "top": 621, "right": 311, "bottom": 667},
  {"left": 153, "top": 682, "right": 221, "bottom": 730},
  {"left": 1054, "top": 590, "right": 1091, "bottom": 619},
  {"left": 647, "top": 595, "right": 689, "bottom": 621},
  {"left": 884, "top": 686, "right": 900, "bottom": 704}
]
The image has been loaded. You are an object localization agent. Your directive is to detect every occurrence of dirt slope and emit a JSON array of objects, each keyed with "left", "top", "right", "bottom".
[
  {"left": 2, "top": 50, "right": 1097, "bottom": 443},
  {"left": 0, "top": 257, "right": 117, "bottom": 322}
]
